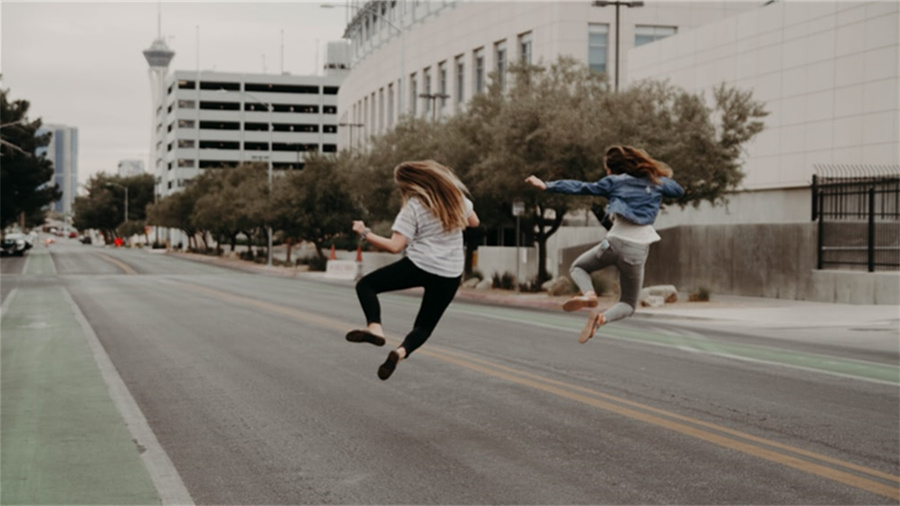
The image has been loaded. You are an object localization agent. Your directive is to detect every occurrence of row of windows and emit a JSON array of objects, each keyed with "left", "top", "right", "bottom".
[
  {"left": 172, "top": 100, "right": 337, "bottom": 114},
  {"left": 168, "top": 141, "right": 336, "bottom": 152},
  {"left": 168, "top": 80, "right": 339, "bottom": 96},
  {"left": 169, "top": 120, "right": 337, "bottom": 133},
  {"left": 167, "top": 161, "right": 309, "bottom": 173},
  {"left": 350, "top": 24, "right": 675, "bottom": 140}
]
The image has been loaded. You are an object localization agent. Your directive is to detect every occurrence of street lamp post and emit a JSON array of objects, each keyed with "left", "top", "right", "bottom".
[
  {"left": 592, "top": 0, "right": 644, "bottom": 92},
  {"left": 322, "top": 3, "right": 405, "bottom": 116},
  {"left": 243, "top": 92, "right": 274, "bottom": 267},
  {"left": 338, "top": 121, "right": 365, "bottom": 147},
  {"left": 418, "top": 93, "right": 450, "bottom": 121}
]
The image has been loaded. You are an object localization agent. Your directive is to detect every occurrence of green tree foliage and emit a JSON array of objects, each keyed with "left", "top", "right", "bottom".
[
  {"left": 273, "top": 152, "right": 358, "bottom": 260},
  {"left": 0, "top": 86, "right": 61, "bottom": 231},
  {"left": 190, "top": 163, "right": 268, "bottom": 254},
  {"left": 340, "top": 56, "right": 766, "bottom": 283},
  {"left": 72, "top": 173, "right": 154, "bottom": 243}
]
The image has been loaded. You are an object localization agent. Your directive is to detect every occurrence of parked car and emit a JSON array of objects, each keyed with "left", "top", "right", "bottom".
[{"left": 1, "top": 233, "right": 30, "bottom": 256}]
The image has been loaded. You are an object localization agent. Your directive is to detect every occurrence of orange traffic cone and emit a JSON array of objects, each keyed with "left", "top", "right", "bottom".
[
  {"left": 356, "top": 243, "right": 363, "bottom": 262},
  {"left": 329, "top": 244, "right": 336, "bottom": 260}
]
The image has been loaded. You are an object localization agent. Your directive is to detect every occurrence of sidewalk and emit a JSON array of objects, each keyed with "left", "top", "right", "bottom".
[{"left": 167, "top": 251, "right": 900, "bottom": 330}]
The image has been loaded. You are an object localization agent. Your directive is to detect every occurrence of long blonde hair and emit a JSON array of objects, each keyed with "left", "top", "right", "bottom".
[
  {"left": 394, "top": 160, "right": 468, "bottom": 232},
  {"left": 604, "top": 145, "right": 673, "bottom": 184}
]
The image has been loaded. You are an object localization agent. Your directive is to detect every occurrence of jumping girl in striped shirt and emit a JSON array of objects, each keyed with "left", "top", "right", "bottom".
[{"left": 347, "top": 160, "right": 480, "bottom": 380}]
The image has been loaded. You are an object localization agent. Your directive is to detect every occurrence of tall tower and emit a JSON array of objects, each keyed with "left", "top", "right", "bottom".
[{"left": 143, "top": 7, "right": 174, "bottom": 199}]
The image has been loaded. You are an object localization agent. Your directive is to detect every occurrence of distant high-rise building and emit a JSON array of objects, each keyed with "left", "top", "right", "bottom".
[
  {"left": 118, "top": 159, "right": 145, "bottom": 177},
  {"left": 36, "top": 124, "right": 78, "bottom": 215}
]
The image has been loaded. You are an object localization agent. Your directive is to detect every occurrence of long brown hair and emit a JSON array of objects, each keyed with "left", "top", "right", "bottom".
[
  {"left": 604, "top": 145, "right": 673, "bottom": 184},
  {"left": 394, "top": 160, "right": 468, "bottom": 232}
]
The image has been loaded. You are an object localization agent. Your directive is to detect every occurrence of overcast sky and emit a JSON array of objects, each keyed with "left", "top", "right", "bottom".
[{"left": 1, "top": 1, "right": 350, "bottom": 187}]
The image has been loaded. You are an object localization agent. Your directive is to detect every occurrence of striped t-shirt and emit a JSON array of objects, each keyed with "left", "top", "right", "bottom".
[{"left": 392, "top": 196, "right": 474, "bottom": 278}]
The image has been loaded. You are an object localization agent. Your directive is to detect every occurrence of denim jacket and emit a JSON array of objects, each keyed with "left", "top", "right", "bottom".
[{"left": 545, "top": 174, "right": 684, "bottom": 225}]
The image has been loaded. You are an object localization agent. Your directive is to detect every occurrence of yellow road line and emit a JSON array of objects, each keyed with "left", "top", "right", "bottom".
[
  {"left": 95, "top": 252, "right": 138, "bottom": 275},
  {"left": 177, "top": 281, "right": 900, "bottom": 501}
]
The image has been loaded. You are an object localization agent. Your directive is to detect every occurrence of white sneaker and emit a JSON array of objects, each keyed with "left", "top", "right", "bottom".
[{"left": 562, "top": 296, "right": 599, "bottom": 312}]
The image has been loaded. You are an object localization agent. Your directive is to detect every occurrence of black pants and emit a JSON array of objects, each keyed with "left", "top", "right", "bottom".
[{"left": 355, "top": 257, "right": 460, "bottom": 357}]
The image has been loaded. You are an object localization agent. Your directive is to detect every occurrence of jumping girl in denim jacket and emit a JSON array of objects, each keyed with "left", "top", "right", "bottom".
[{"left": 525, "top": 145, "right": 684, "bottom": 343}]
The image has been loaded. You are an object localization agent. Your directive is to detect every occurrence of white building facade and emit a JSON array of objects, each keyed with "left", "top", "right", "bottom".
[
  {"left": 37, "top": 124, "right": 78, "bottom": 216},
  {"left": 629, "top": 0, "right": 900, "bottom": 227},
  {"left": 337, "top": 0, "right": 758, "bottom": 147},
  {"left": 156, "top": 47, "right": 349, "bottom": 197}
]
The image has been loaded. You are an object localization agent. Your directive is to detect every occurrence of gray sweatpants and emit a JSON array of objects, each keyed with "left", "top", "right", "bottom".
[{"left": 570, "top": 237, "right": 650, "bottom": 324}]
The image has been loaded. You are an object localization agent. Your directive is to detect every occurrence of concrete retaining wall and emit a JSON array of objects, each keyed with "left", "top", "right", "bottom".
[{"left": 642, "top": 223, "right": 899, "bottom": 305}]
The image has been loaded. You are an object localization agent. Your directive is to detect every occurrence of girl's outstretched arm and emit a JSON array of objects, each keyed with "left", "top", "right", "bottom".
[
  {"left": 660, "top": 178, "right": 685, "bottom": 199},
  {"left": 524, "top": 175, "right": 547, "bottom": 190},
  {"left": 352, "top": 220, "right": 408, "bottom": 254}
]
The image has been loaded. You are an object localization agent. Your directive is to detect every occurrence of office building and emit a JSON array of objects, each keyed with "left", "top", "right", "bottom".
[
  {"left": 37, "top": 123, "right": 78, "bottom": 215},
  {"left": 336, "top": 1, "right": 757, "bottom": 146},
  {"left": 156, "top": 41, "right": 349, "bottom": 197}
]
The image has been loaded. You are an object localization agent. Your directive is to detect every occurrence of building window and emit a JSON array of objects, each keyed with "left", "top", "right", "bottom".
[
  {"left": 410, "top": 73, "right": 418, "bottom": 116},
  {"left": 245, "top": 83, "right": 318, "bottom": 94},
  {"left": 244, "top": 142, "right": 269, "bottom": 151},
  {"left": 323, "top": 105, "right": 337, "bottom": 114},
  {"left": 519, "top": 31, "right": 533, "bottom": 64},
  {"left": 378, "top": 88, "right": 385, "bottom": 132},
  {"left": 177, "top": 119, "right": 196, "bottom": 129},
  {"left": 199, "top": 81, "right": 240, "bottom": 91},
  {"left": 177, "top": 159, "right": 194, "bottom": 168},
  {"left": 495, "top": 40, "right": 507, "bottom": 90},
  {"left": 177, "top": 139, "right": 195, "bottom": 148},
  {"left": 588, "top": 24, "right": 609, "bottom": 74},
  {"left": 199, "top": 121, "right": 240, "bottom": 130},
  {"left": 177, "top": 100, "right": 196, "bottom": 109},
  {"left": 323, "top": 125, "right": 337, "bottom": 134},
  {"left": 635, "top": 25, "right": 677, "bottom": 47},
  {"left": 200, "top": 101, "right": 240, "bottom": 111},
  {"left": 388, "top": 83, "right": 395, "bottom": 127},
  {"left": 178, "top": 80, "right": 196, "bottom": 90},
  {"left": 438, "top": 61, "right": 448, "bottom": 111},
  {"left": 455, "top": 55, "right": 465, "bottom": 105},
  {"left": 199, "top": 140, "right": 240, "bottom": 150},
  {"left": 474, "top": 47, "right": 485, "bottom": 94},
  {"left": 423, "top": 67, "right": 432, "bottom": 118}
]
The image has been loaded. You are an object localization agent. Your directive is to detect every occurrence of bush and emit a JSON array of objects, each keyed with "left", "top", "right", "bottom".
[
  {"left": 491, "top": 271, "right": 517, "bottom": 290},
  {"left": 298, "top": 254, "right": 328, "bottom": 272},
  {"left": 689, "top": 287, "right": 711, "bottom": 302},
  {"left": 464, "top": 269, "right": 484, "bottom": 283}
]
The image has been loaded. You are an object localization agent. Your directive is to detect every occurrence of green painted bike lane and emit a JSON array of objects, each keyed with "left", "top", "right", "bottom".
[{"left": 1, "top": 249, "right": 161, "bottom": 505}]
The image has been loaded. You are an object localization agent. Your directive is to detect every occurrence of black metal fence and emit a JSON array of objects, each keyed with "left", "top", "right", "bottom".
[{"left": 812, "top": 164, "right": 900, "bottom": 272}]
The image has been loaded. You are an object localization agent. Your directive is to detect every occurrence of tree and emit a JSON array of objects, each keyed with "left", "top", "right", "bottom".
[
  {"left": 72, "top": 173, "right": 155, "bottom": 243},
  {"left": 189, "top": 164, "right": 267, "bottom": 254},
  {"left": 275, "top": 152, "right": 358, "bottom": 261},
  {"left": 1, "top": 86, "right": 61, "bottom": 231},
  {"left": 463, "top": 58, "right": 612, "bottom": 283}
]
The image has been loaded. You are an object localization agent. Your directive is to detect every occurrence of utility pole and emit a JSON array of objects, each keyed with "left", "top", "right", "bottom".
[{"left": 592, "top": 1, "right": 644, "bottom": 92}]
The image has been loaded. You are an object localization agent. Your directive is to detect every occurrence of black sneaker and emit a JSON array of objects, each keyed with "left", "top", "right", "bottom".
[
  {"left": 345, "top": 329, "right": 386, "bottom": 347},
  {"left": 377, "top": 350, "right": 401, "bottom": 380}
]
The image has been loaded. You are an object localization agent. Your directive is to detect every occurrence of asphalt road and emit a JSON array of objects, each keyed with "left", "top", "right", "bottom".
[{"left": 2, "top": 240, "right": 898, "bottom": 505}]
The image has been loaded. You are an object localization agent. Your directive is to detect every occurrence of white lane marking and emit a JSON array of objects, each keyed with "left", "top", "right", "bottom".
[
  {"left": 0, "top": 287, "right": 19, "bottom": 319},
  {"left": 61, "top": 288, "right": 194, "bottom": 506}
]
